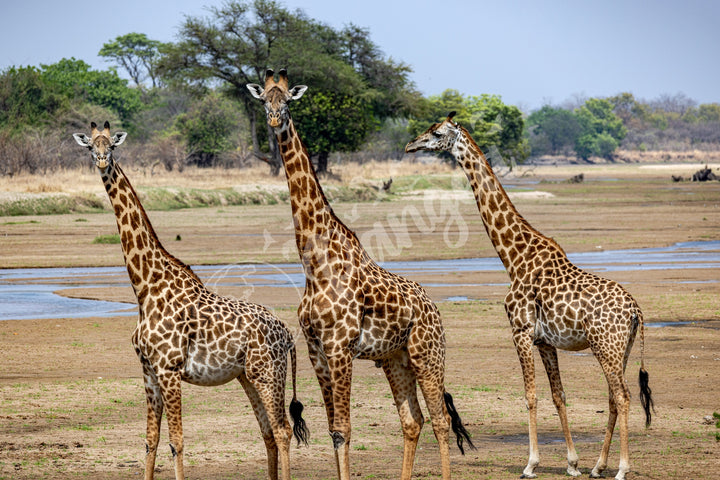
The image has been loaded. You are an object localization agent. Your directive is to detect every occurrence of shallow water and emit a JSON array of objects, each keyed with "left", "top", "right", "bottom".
[{"left": 0, "top": 241, "right": 718, "bottom": 321}]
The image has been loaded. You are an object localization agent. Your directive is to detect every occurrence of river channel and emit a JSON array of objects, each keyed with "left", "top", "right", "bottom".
[{"left": 0, "top": 241, "right": 718, "bottom": 321}]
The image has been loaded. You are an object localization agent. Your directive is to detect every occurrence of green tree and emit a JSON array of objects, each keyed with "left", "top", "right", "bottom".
[
  {"left": 575, "top": 132, "right": 619, "bottom": 160},
  {"left": 0, "top": 66, "right": 67, "bottom": 130},
  {"left": 292, "top": 90, "right": 374, "bottom": 172},
  {"left": 684, "top": 103, "right": 720, "bottom": 123},
  {"left": 174, "top": 92, "right": 243, "bottom": 167},
  {"left": 408, "top": 89, "right": 529, "bottom": 166},
  {"left": 99, "top": 32, "right": 165, "bottom": 90},
  {"left": 39, "top": 58, "right": 142, "bottom": 125},
  {"left": 607, "top": 92, "right": 650, "bottom": 128},
  {"left": 527, "top": 105, "right": 581, "bottom": 155},
  {"left": 574, "top": 98, "right": 626, "bottom": 160},
  {"left": 157, "top": 0, "right": 417, "bottom": 174},
  {"left": 0, "top": 59, "right": 142, "bottom": 132}
]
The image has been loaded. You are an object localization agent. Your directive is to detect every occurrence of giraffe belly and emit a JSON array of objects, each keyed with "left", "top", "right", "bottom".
[
  {"left": 351, "top": 314, "right": 413, "bottom": 361},
  {"left": 534, "top": 318, "right": 590, "bottom": 351},
  {"left": 182, "top": 345, "right": 245, "bottom": 386}
]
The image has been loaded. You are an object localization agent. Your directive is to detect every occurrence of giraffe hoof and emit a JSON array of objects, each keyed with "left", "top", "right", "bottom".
[
  {"left": 567, "top": 466, "right": 582, "bottom": 477},
  {"left": 520, "top": 474, "right": 537, "bottom": 479}
]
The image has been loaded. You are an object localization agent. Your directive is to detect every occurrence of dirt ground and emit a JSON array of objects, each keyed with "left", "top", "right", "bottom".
[{"left": 0, "top": 163, "right": 719, "bottom": 479}]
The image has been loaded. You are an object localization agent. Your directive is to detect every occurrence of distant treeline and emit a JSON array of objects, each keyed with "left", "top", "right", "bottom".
[
  {"left": 1, "top": 0, "right": 718, "bottom": 177},
  {"left": 526, "top": 92, "right": 720, "bottom": 160}
]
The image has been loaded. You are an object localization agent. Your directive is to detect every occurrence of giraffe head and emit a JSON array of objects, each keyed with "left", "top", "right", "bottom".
[
  {"left": 247, "top": 69, "right": 307, "bottom": 131},
  {"left": 404, "top": 111, "right": 461, "bottom": 154},
  {"left": 72, "top": 121, "right": 127, "bottom": 171}
]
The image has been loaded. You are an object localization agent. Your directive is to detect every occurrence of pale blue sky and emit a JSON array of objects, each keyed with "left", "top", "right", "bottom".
[{"left": 1, "top": 0, "right": 717, "bottom": 111}]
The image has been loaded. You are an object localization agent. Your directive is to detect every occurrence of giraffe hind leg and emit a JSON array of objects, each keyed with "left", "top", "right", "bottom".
[
  {"left": 537, "top": 343, "right": 581, "bottom": 477},
  {"left": 513, "top": 330, "right": 540, "bottom": 478},
  {"left": 380, "top": 355, "right": 424, "bottom": 480},
  {"left": 141, "top": 362, "right": 163, "bottom": 480},
  {"left": 237, "top": 373, "right": 282, "bottom": 480},
  {"left": 325, "top": 351, "right": 355, "bottom": 480},
  {"left": 415, "top": 373, "right": 453, "bottom": 480},
  {"left": 589, "top": 344, "right": 632, "bottom": 480},
  {"left": 591, "top": 384, "right": 617, "bottom": 478}
]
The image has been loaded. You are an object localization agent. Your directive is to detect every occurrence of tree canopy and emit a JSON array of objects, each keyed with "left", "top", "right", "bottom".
[
  {"left": 574, "top": 98, "right": 626, "bottom": 160},
  {"left": 156, "top": 0, "right": 419, "bottom": 174},
  {"left": 526, "top": 106, "right": 582, "bottom": 155},
  {"left": 99, "top": 33, "right": 165, "bottom": 90},
  {"left": 0, "top": 59, "right": 141, "bottom": 133},
  {"left": 174, "top": 92, "right": 243, "bottom": 167}
]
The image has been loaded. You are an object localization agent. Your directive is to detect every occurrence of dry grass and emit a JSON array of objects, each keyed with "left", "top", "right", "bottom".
[
  {"left": 0, "top": 159, "right": 455, "bottom": 196},
  {"left": 616, "top": 149, "right": 720, "bottom": 164},
  {"left": 2, "top": 152, "right": 718, "bottom": 200}
]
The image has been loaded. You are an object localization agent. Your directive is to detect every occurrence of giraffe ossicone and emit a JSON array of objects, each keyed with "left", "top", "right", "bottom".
[
  {"left": 249, "top": 70, "right": 474, "bottom": 480},
  {"left": 406, "top": 113, "right": 654, "bottom": 480},
  {"left": 73, "top": 122, "right": 309, "bottom": 480}
]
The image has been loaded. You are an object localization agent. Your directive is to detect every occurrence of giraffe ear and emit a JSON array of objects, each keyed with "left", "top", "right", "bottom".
[
  {"left": 288, "top": 85, "right": 307, "bottom": 101},
  {"left": 247, "top": 83, "right": 264, "bottom": 100},
  {"left": 73, "top": 133, "right": 92, "bottom": 148},
  {"left": 111, "top": 132, "right": 128, "bottom": 147}
]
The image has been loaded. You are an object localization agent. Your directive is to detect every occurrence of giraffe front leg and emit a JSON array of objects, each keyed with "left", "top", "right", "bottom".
[
  {"left": 514, "top": 330, "right": 540, "bottom": 478},
  {"left": 325, "top": 351, "right": 354, "bottom": 480},
  {"left": 157, "top": 370, "right": 184, "bottom": 480},
  {"left": 141, "top": 362, "right": 163, "bottom": 480},
  {"left": 305, "top": 336, "right": 335, "bottom": 427},
  {"left": 537, "top": 343, "right": 580, "bottom": 477},
  {"left": 304, "top": 337, "right": 344, "bottom": 478}
]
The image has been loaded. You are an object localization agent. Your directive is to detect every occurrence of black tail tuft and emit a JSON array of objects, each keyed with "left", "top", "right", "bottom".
[
  {"left": 444, "top": 391, "right": 475, "bottom": 455},
  {"left": 639, "top": 368, "right": 654, "bottom": 428},
  {"left": 289, "top": 398, "right": 309, "bottom": 446}
]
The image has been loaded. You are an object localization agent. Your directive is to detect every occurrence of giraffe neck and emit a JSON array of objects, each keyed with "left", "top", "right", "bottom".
[
  {"left": 275, "top": 120, "right": 360, "bottom": 273},
  {"left": 452, "top": 127, "right": 548, "bottom": 274},
  {"left": 100, "top": 162, "right": 201, "bottom": 302}
]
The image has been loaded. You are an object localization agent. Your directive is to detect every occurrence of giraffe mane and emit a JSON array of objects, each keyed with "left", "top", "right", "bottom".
[{"left": 115, "top": 160, "right": 204, "bottom": 285}]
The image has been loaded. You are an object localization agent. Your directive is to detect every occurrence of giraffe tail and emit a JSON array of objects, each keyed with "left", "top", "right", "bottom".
[
  {"left": 637, "top": 311, "right": 654, "bottom": 428},
  {"left": 288, "top": 342, "right": 309, "bottom": 446},
  {"left": 444, "top": 391, "right": 475, "bottom": 454}
]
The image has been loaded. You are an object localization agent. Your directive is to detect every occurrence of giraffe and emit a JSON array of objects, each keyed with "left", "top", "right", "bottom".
[
  {"left": 247, "top": 69, "right": 474, "bottom": 480},
  {"left": 405, "top": 112, "right": 654, "bottom": 480},
  {"left": 72, "top": 122, "right": 309, "bottom": 480}
]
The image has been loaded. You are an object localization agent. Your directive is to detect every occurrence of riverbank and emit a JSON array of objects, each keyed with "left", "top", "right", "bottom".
[{"left": 2, "top": 162, "right": 719, "bottom": 268}]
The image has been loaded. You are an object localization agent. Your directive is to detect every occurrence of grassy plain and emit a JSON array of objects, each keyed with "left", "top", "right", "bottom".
[{"left": 0, "top": 158, "right": 719, "bottom": 479}]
